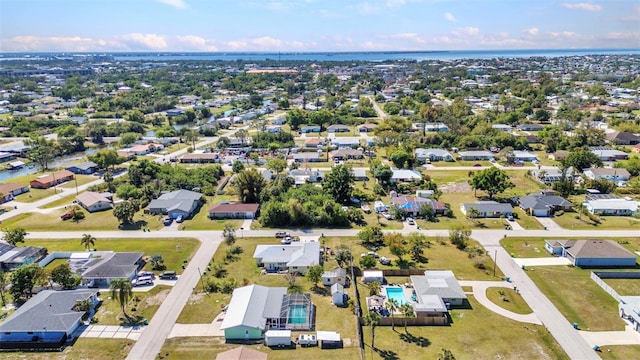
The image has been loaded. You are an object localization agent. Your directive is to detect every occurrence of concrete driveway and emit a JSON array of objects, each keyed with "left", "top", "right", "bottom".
[
  {"left": 579, "top": 324, "right": 640, "bottom": 347},
  {"left": 512, "top": 257, "right": 572, "bottom": 267},
  {"left": 458, "top": 280, "right": 541, "bottom": 325},
  {"left": 74, "top": 324, "right": 144, "bottom": 340}
]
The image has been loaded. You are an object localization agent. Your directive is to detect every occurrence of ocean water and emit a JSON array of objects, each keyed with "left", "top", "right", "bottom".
[{"left": 110, "top": 48, "right": 640, "bottom": 62}]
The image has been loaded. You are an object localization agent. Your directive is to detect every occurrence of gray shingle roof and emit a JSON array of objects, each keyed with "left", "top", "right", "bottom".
[
  {"left": 461, "top": 201, "right": 513, "bottom": 213},
  {"left": 81, "top": 252, "right": 142, "bottom": 279},
  {"left": 0, "top": 289, "right": 97, "bottom": 332},
  {"left": 411, "top": 270, "right": 466, "bottom": 301},
  {"left": 518, "top": 194, "right": 572, "bottom": 210}
]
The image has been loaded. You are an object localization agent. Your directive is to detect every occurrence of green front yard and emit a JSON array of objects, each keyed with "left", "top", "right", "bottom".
[
  {"left": 486, "top": 287, "right": 533, "bottom": 314},
  {"left": 16, "top": 338, "right": 134, "bottom": 360},
  {"left": 501, "top": 238, "right": 551, "bottom": 258},
  {"left": 95, "top": 285, "right": 171, "bottom": 326},
  {"left": 2, "top": 208, "right": 164, "bottom": 231},
  {"left": 552, "top": 212, "right": 640, "bottom": 230},
  {"left": 362, "top": 295, "right": 567, "bottom": 360},
  {"left": 527, "top": 266, "right": 626, "bottom": 331}
]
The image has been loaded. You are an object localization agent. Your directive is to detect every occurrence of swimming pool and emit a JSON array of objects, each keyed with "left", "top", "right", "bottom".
[
  {"left": 288, "top": 304, "right": 308, "bottom": 324},
  {"left": 385, "top": 287, "right": 409, "bottom": 305}
]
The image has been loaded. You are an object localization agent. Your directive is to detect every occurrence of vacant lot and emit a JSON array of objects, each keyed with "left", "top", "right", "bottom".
[
  {"left": 12, "top": 338, "right": 135, "bottom": 360},
  {"left": 501, "top": 237, "right": 640, "bottom": 259},
  {"left": 362, "top": 295, "right": 567, "bottom": 360},
  {"left": 2, "top": 208, "right": 164, "bottom": 231},
  {"left": 95, "top": 285, "right": 171, "bottom": 326},
  {"left": 599, "top": 345, "right": 640, "bottom": 360},
  {"left": 553, "top": 212, "right": 640, "bottom": 230},
  {"left": 486, "top": 287, "right": 533, "bottom": 314},
  {"left": 604, "top": 279, "right": 640, "bottom": 296},
  {"left": 527, "top": 266, "right": 626, "bottom": 331}
]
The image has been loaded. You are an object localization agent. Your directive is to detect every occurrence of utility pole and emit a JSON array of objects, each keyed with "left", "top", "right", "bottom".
[{"left": 493, "top": 249, "right": 497, "bottom": 277}]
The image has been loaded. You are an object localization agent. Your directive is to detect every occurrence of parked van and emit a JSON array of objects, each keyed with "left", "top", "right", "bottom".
[
  {"left": 159, "top": 271, "right": 177, "bottom": 280},
  {"left": 132, "top": 276, "right": 153, "bottom": 286}
]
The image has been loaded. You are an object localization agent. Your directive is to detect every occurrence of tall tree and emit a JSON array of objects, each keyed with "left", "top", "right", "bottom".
[
  {"left": 88, "top": 149, "right": 125, "bottom": 171},
  {"left": 235, "top": 129, "right": 249, "bottom": 146},
  {"left": 25, "top": 136, "right": 57, "bottom": 170},
  {"left": 305, "top": 265, "right": 324, "bottom": 288},
  {"left": 81, "top": 233, "right": 96, "bottom": 251},
  {"left": 364, "top": 311, "right": 381, "bottom": 349},
  {"left": 232, "top": 169, "right": 266, "bottom": 203},
  {"left": 223, "top": 224, "right": 236, "bottom": 245},
  {"left": 401, "top": 303, "right": 415, "bottom": 333},
  {"left": 385, "top": 298, "right": 399, "bottom": 331},
  {"left": 334, "top": 245, "right": 352, "bottom": 268},
  {"left": 3, "top": 227, "right": 27, "bottom": 246},
  {"left": 385, "top": 233, "right": 408, "bottom": 263},
  {"left": 322, "top": 164, "right": 355, "bottom": 204},
  {"left": 9, "top": 263, "right": 40, "bottom": 300},
  {"left": 469, "top": 167, "right": 515, "bottom": 200},
  {"left": 562, "top": 148, "right": 603, "bottom": 172},
  {"left": 110, "top": 278, "right": 133, "bottom": 318},
  {"left": 50, "top": 263, "right": 81, "bottom": 289},
  {"left": 113, "top": 201, "right": 136, "bottom": 225}
]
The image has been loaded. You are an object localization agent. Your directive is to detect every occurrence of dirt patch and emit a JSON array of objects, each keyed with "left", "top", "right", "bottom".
[
  {"left": 145, "top": 289, "right": 170, "bottom": 306},
  {"left": 440, "top": 182, "right": 471, "bottom": 193},
  {"left": 186, "top": 291, "right": 206, "bottom": 305}
]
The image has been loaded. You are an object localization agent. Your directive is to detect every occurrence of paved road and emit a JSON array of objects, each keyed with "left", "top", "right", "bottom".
[
  {"left": 366, "top": 96, "right": 388, "bottom": 119},
  {"left": 125, "top": 232, "right": 223, "bottom": 360},
  {"left": 472, "top": 231, "right": 601, "bottom": 360}
]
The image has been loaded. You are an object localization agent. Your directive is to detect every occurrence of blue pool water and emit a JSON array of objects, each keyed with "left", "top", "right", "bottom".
[
  {"left": 288, "top": 304, "right": 308, "bottom": 324},
  {"left": 385, "top": 287, "right": 409, "bottom": 305}
]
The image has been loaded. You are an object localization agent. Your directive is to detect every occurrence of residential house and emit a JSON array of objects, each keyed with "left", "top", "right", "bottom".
[
  {"left": 331, "top": 149, "right": 363, "bottom": 161},
  {"left": 288, "top": 169, "right": 324, "bottom": 185},
  {"left": 357, "top": 124, "right": 376, "bottom": 133},
  {"left": 327, "top": 124, "right": 350, "bottom": 133},
  {"left": 517, "top": 193, "right": 573, "bottom": 217},
  {"left": 584, "top": 168, "right": 631, "bottom": 182},
  {"left": 30, "top": 170, "right": 74, "bottom": 189},
  {"left": 512, "top": 151, "right": 539, "bottom": 162},
  {"left": 165, "top": 109, "right": 185, "bottom": 117},
  {"left": 532, "top": 167, "right": 576, "bottom": 184},
  {"left": 65, "top": 161, "right": 97, "bottom": 175},
  {"left": 390, "top": 169, "right": 422, "bottom": 183},
  {"left": 351, "top": 168, "right": 369, "bottom": 181},
  {"left": 458, "top": 151, "right": 494, "bottom": 161},
  {"left": 215, "top": 347, "right": 267, "bottom": 360},
  {"left": 390, "top": 195, "right": 446, "bottom": 217},
  {"left": 76, "top": 191, "right": 112, "bottom": 213},
  {"left": 607, "top": 131, "right": 640, "bottom": 145},
  {"left": 253, "top": 241, "right": 320, "bottom": 274},
  {"left": 117, "top": 143, "right": 164, "bottom": 158},
  {"left": 517, "top": 124, "right": 544, "bottom": 131},
  {"left": 0, "top": 243, "right": 46, "bottom": 271},
  {"left": 589, "top": 147, "right": 629, "bottom": 161},
  {"left": 180, "top": 153, "right": 218, "bottom": 163},
  {"left": 414, "top": 148, "right": 454, "bottom": 163},
  {"left": 548, "top": 151, "right": 569, "bottom": 161},
  {"left": 0, "top": 289, "right": 100, "bottom": 349},
  {"left": 544, "top": 240, "right": 637, "bottom": 267},
  {"left": 583, "top": 197, "right": 640, "bottom": 216},
  {"left": 304, "top": 137, "right": 326, "bottom": 149},
  {"left": 300, "top": 125, "right": 321, "bottom": 134},
  {"left": 0, "top": 182, "right": 29, "bottom": 203},
  {"left": 412, "top": 123, "right": 449, "bottom": 132},
  {"left": 79, "top": 252, "right": 144, "bottom": 287},
  {"left": 492, "top": 124, "right": 512, "bottom": 132},
  {"left": 293, "top": 152, "right": 323, "bottom": 163},
  {"left": 410, "top": 270, "right": 467, "bottom": 316},
  {"left": 147, "top": 189, "right": 202, "bottom": 219},
  {"left": 322, "top": 268, "right": 348, "bottom": 286},
  {"left": 208, "top": 203, "right": 260, "bottom": 219},
  {"left": 331, "top": 137, "right": 361, "bottom": 149},
  {"left": 220, "top": 285, "right": 313, "bottom": 340},
  {"left": 460, "top": 201, "right": 513, "bottom": 218}
]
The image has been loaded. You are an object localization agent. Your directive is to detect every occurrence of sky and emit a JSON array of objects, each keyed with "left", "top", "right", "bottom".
[{"left": 0, "top": 0, "right": 638, "bottom": 52}]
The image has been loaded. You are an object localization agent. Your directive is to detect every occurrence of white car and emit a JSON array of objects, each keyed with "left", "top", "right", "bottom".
[{"left": 407, "top": 218, "right": 415, "bottom": 225}]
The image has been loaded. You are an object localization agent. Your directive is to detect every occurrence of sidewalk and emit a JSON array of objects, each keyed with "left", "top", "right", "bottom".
[
  {"left": 74, "top": 324, "right": 145, "bottom": 340},
  {"left": 512, "top": 257, "right": 572, "bottom": 267}
]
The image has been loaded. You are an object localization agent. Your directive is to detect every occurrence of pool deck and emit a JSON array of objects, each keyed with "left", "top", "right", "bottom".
[{"left": 382, "top": 285, "right": 416, "bottom": 309}]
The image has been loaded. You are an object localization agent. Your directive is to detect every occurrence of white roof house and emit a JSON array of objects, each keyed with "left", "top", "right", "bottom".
[
  {"left": 253, "top": 242, "right": 320, "bottom": 274},
  {"left": 220, "top": 285, "right": 287, "bottom": 337},
  {"left": 390, "top": 169, "right": 423, "bottom": 183},
  {"left": 583, "top": 198, "right": 640, "bottom": 216},
  {"left": 410, "top": 270, "right": 467, "bottom": 307}
]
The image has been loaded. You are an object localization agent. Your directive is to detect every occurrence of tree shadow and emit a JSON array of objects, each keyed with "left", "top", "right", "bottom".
[
  {"left": 118, "top": 314, "right": 146, "bottom": 327},
  {"left": 119, "top": 220, "right": 149, "bottom": 230},
  {"left": 374, "top": 348, "right": 400, "bottom": 360},
  {"left": 399, "top": 332, "right": 431, "bottom": 348},
  {"left": 395, "top": 259, "right": 416, "bottom": 269},
  {"left": 312, "top": 286, "right": 329, "bottom": 296}
]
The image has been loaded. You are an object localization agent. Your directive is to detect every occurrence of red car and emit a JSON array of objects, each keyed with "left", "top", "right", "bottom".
[{"left": 60, "top": 212, "right": 73, "bottom": 220}]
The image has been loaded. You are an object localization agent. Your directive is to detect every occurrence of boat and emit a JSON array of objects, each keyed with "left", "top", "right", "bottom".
[{"left": 361, "top": 205, "right": 371, "bottom": 213}]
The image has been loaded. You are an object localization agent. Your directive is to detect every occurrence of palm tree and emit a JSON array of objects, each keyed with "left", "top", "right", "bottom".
[
  {"left": 110, "top": 278, "right": 133, "bottom": 318},
  {"left": 400, "top": 303, "right": 415, "bottom": 333},
  {"left": 385, "top": 298, "right": 399, "bottom": 331},
  {"left": 231, "top": 169, "right": 266, "bottom": 203},
  {"left": 364, "top": 311, "right": 381, "bottom": 349},
  {"left": 80, "top": 233, "right": 96, "bottom": 251}
]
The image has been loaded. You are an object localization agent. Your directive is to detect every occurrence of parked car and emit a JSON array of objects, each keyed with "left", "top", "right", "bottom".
[
  {"left": 158, "top": 271, "right": 177, "bottom": 280},
  {"left": 407, "top": 218, "right": 415, "bottom": 225},
  {"left": 176, "top": 215, "right": 184, "bottom": 223},
  {"left": 379, "top": 257, "right": 391, "bottom": 265},
  {"left": 507, "top": 214, "right": 514, "bottom": 221},
  {"left": 132, "top": 276, "right": 153, "bottom": 286},
  {"left": 60, "top": 212, "right": 73, "bottom": 220},
  {"left": 281, "top": 236, "right": 292, "bottom": 245},
  {"left": 473, "top": 163, "right": 482, "bottom": 167},
  {"left": 137, "top": 271, "right": 155, "bottom": 278},
  {"left": 163, "top": 217, "right": 173, "bottom": 226},
  {"left": 275, "top": 231, "right": 288, "bottom": 238}
]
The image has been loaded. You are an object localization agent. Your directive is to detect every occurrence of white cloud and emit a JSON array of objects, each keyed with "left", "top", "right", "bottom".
[
  {"left": 562, "top": 2, "right": 603, "bottom": 12},
  {"left": 444, "top": 12, "right": 456, "bottom": 22},
  {"left": 452, "top": 27, "right": 480, "bottom": 36},
  {"left": 385, "top": 33, "right": 427, "bottom": 44},
  {"left": 175, "top": 35, "right": 218, "bottom": 51},
  {"left": 155, "top": 0, "right": 189, "bottom": 9},
  {"left": 120, "top": 33, "right": 169, "bottom": 50},
  {"left": 526, "top": 27, "right": 539, "bottom": 36}
]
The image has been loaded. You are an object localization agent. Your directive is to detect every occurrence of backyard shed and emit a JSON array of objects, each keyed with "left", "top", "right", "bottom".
[
  {"left": 361, "top": 270, "right": 384, "bottom": 284},
  {"left": 331, "top": 283, "right": 345, "bottom": 306}
]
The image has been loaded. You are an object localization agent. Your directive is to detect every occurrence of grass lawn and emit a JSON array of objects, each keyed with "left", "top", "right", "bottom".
[
  {"left": 161, "top": 337, "right": 360, "bottom": 360},
  {"left": 604, "top": 279, "right": 640, "bottom": 296},
  {"left": 552, "top": 212, "right": 640, "bottom": 230},
  {"left": 527, "top": 266, "right": 626, "bottom": 331},
  {"left": 485, "top": 287, "right": 533, "bottom": 314},
  {"left": 599, "top": 345, "right": 640, "bottom": 360},
  {"left": 95, "top": 285, "right": 171, "bottom": 326},
  {"left": 500, "top": 238, "right": 551, "bottom": 258},
  {"left": 59, "top": 174, "right": 99, "bottom": 188},
  {"left": 2, "top": 208, "right": 164, "bottom": 231},
  {"left": 41, "top": 194, "right": 77, "bottom": 208},
  {"left": 16, "top": 338, "right": 134, "bottom": 360},
  {"left": 14, "top": 188, "right": 57, "bottom": 203},
  {"left": 362, "top": 295, "right": 567, "bottom": 360},
  {"left": 27, "top": 238, "right": 200, "bottom": 275}
]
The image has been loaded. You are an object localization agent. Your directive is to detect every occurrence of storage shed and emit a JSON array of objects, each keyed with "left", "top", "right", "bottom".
[
  {"left": 317, "top": 331, "right": 342, "bottom": 349},
  {"left": 331, "top": 283, "right": 345, "bottom": 306},
  {"left": 361, "top": 270, "right": 384, "bottom": 284}
]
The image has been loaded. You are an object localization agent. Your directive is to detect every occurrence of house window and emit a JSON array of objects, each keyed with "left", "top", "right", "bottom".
[{"left": 27, "top": 332, "right": 33, "bottom": 335}]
